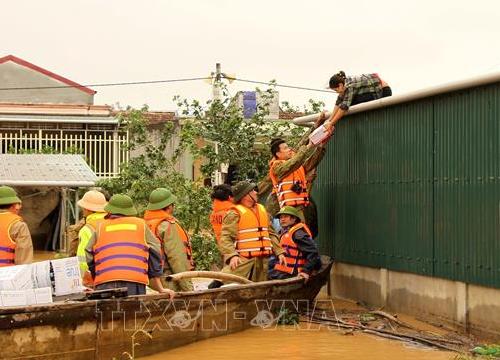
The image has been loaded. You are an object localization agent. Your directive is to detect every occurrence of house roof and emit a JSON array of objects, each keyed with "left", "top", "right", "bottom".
[
  {"left": 113, "top": 110, "right": 177, "bottom": 125},
  {"left": 144, "top": 111, "right": 177, "bottom": 125},
  {"left": 0, "top": 154, "right": 98, "bottom": 187},
  {"left": 0, "top": 55, "right": 96, "bottom": 95},
  {"left": 279, "top": 110, "right": 304, "bottom": 120},
  {"left": 0, "top": 103, "right": 111, "bottom": 116}
]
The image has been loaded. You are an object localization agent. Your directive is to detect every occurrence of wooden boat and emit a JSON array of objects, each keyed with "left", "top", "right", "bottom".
[{"left": 0, "top": 257, "right": 333, "bottom": 360}]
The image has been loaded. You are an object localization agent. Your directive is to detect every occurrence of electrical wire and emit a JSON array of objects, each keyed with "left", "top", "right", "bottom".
[
  {"left": 226, "top": 76, "right": 333, "bottom": 93},
  {"left": 0, "top": 75, "right": 332, "bottom": 94},
  {"left": 0, "top": 77, "right": 212, "bottom": 91}
]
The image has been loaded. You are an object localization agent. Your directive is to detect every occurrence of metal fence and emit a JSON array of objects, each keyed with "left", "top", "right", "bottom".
[
  {"left": 0, "top": 128, "right": 129, "bottom": 178},
  {"left": 314, "top": 82, "right": 500, "bottom": 289}
]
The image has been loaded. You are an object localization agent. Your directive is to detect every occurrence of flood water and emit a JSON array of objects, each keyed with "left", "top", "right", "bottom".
[{"left": 140, "top": 326, "right": 455, "bottom": 360}]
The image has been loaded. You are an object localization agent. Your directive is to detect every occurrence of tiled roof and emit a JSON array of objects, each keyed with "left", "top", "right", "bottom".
[
  {"left": 279, "top": 111, "right": 305, "bottom": 120},
  {"left": 143, "top": 111, "right": 177, "bottom": 125},
  {"left": 0, "top": 154, "right": 97, "bottom": 187}
]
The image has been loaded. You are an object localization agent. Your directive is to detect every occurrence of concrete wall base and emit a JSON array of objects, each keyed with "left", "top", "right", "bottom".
[{"left": 330, "top": 262, "right": 500, "bottom": 341}]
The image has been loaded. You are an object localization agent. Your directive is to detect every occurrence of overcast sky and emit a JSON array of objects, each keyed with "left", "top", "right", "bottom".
[{"left": 3, "top": 0, "right": 500, "bottom": 111}]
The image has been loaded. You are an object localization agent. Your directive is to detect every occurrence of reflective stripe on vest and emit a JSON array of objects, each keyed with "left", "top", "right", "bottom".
[
  {"left": 233, "top": 204, "right": 272, "bottom": 258},
  {"left": 210, "top": 200, "right": 233, "bottom": 243},
  {"left": 144, "top": 210, "right": 195, "bottom": 271},
  {"left": 274, "top": 223, "right": 312, "bottom": 274},
  {"left": 174, "top": 222, "right": 195, "bottom": 271},
  {"left": 77, "top": 212, "right": 106, "bottom": 274},
  {"left": 269, "top": 160, "right": 310, "bottom": 208},
  {"left": 93, "top": 217, "right": 149, "bottom": 286},
  {"left": 0, "top": 212, "right": 20, "bottom": 267}
]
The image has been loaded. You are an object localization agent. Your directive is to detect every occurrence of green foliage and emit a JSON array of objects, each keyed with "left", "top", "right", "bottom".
[
  {"left": 281, "top": 98, "right": 326, "bottom": 115},
  {"left": 97, "top": 106, "right": 211, "bottom": 234},
  {"left": 471, "top": 344, "right": 500, "bottom": 357},
  {"left": 276, "top": 307, "right": 300, "bottom": 325},
  {"left": 175, "top": 82, "right": 308, "bottom": 182},
  {"left": 191, "top": 232, "right": 222, "bottom": 271}
]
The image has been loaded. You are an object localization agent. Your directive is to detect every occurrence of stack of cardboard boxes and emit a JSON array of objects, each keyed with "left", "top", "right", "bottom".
[{"left": 0, "top": 256, "right": 84, "bottom": 307}]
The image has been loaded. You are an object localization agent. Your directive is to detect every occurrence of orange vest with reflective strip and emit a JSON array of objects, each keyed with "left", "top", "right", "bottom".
[
  {"left": 210, "top": 200, "right": 233, "bottom": 244},
  {"left": 274, "top": 223, "right": 312, "bottom": 274},
  {"left": 233, "top": 204, "right": 273, "bottom": 258},
  {"left": 269, "top": 159, "right": 310, "bottom": 208},
  {"left": 93, "top": 216, "right": 149, "bottom": 286},
  {"left": 0, "top": 212, "right": 20, "bottom": 267},
  {"left": 144, "top": 210, "right": 195, "bottom": 271}
]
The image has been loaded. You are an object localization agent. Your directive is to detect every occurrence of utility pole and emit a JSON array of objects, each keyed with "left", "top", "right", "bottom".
[
  {"left": 212, "top": 62, "right": 222, "bottom": 101},
  {"left": 212, "top": 63, "right": 227, "bottom": 185}
]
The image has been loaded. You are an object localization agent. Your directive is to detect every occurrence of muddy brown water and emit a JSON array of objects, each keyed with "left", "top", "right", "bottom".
[
  {"left": 140, "top": 326, "right": 456, "bottom": 360},
  {"left": 30, "top": 253, "right": 459, "bottom": 359}
]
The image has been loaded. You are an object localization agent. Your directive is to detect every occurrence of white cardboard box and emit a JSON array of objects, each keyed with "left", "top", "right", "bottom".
[
  {"left": 34, "top": 287, "right": 53, "bottom": 304},
  {"left": 308, "top": 124, "right": 330, "bottom": 145},
  {"left": 51, "top": 257, "right": 83, "bottom": 296},
  {"left": 25, "top": 289, "right": 36, "bottom": 305},
  {"left": 31, "top": 260, "right": 51, "bottom": 289},
  {"left": 0, "top": 264, "right": 34, "bottom": 291},
  {"left": 1, "top": 290, "right": 28, "bottom": 307},
  {"left": 1, "top": 287, "right": 53, "bottom": 307}
]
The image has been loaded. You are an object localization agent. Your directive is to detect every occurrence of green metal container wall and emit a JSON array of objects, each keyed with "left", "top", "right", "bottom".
[{"left": 314, "top": 83, "right": 500, "bottom": 289}]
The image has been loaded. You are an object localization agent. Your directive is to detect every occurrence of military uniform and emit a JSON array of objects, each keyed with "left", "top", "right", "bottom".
[
  {"left": 219, "top": 181, "right": 284, "bottom": 282},
  {"left": 144, "top": 188, "right": 194, "bottom": 292},
  {"left": 0, "top": 186, "right": 33, "bottom": 266},
  {"left": 85, "top": 194, "right": 164, "bottom": 296}
]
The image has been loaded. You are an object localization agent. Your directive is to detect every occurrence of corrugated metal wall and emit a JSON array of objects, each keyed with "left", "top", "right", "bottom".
[{"left": 313, "top": 83, "right": 500, "bottom": 289}]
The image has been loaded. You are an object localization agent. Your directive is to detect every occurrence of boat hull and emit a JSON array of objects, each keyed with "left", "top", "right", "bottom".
[{"left": 0, "top": 258, "right": 333, "bottom": 359}]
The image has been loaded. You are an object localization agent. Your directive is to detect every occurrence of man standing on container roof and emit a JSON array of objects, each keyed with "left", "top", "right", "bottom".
[
  {"left": 0, "top": 186, "right": 33, "bottom": 266},
  {"left": 85, "top": 194, "right": 175, "bottom": 297}
]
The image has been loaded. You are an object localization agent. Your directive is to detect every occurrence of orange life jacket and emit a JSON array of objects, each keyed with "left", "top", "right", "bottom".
[
  {"left": 232, "top": 204, "right": 273, "bottom": 258},
  {"left": 269, "top": 159, "right": 310, "bottom": 208},
  {"left": 209, "top": 199, "right": 233, "bottom": 243},
  {"left": 0, "top": 212, "right": 20, "bottom": 267},
  {"left": 93, "top": 216, "right": 149, "bottom": 286},
  {"left": 143, "top": 210, "right": 195, "bottom": 271},
  {"left": 274, "top": 223, "right": 312, "bottom": 274}
]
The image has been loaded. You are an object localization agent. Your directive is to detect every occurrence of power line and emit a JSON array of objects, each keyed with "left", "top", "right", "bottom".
[
  {"left": 0, "top": 77, "right": 211, "bottom": 91},
  {"left": 0, "top": 75, "right": 333, "bottom": 94},
  {"left": 227, "top": 76, "right": 333, "bottom": 93}
]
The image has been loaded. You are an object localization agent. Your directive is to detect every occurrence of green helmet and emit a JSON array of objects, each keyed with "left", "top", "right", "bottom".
[
  {"left": 0, "top": 186, "right": 22, "bottom": 206},
  {"left": 146, "top": 188, "right": 177, "bottom": 211},
  {"left": 275, "top": 206, "right": 304, "bottom": 222},
  {"left": 232, "top": 181, "right": 257, "bottom": 203},
  {"left": 104, "top": 194, "right": 137, "bottom": 216}
]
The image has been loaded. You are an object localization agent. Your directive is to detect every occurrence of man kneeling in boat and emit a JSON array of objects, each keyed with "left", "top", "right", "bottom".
[
  {"left": 144, "top": 188, "right": 194, "bottom": 292},
  {"left": 85, "top": 194, "right": 175, "bottom": 298},
  {"left": 269, "top": 206, "right": 321, "bottom": 281},
  {"left": 212, "top": 180, "right": 286, "bottom": 288}
]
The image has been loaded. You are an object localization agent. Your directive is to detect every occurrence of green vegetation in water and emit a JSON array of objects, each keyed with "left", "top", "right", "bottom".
[
  {"left": 452, "top": 344, "right": 500, "bottom": 359},
  {"left": 276, "top": 308, "right": 299, "bottom": 325},
  {"left": 471, "top": 344, "right": 500, "bottom": 357}
]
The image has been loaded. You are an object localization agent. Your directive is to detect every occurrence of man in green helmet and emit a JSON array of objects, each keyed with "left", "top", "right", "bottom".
[
  {"left": 0, "top": 186, "right": 33, "bottom": 266},
  {"left": 269, "top": 206, "right": 321, "bottom": 281},
  {"left": 216, "top": 181, "right": 285, "bottom": 285},
  {"left": 144, "top": 188, "right": 194, "bottom": 292},
  {"left": 85, "top": 194, "right": 175, "bottom": 297}
]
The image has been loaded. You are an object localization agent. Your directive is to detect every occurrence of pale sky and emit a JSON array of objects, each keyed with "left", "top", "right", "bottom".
[{"left": 3, "top": 0, "right": 500, "bottom": 111}]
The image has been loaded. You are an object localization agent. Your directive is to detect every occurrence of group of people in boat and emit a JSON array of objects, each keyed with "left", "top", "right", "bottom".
[{"left": 0, "top": 71, "right": 391, "bottom": 298}]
